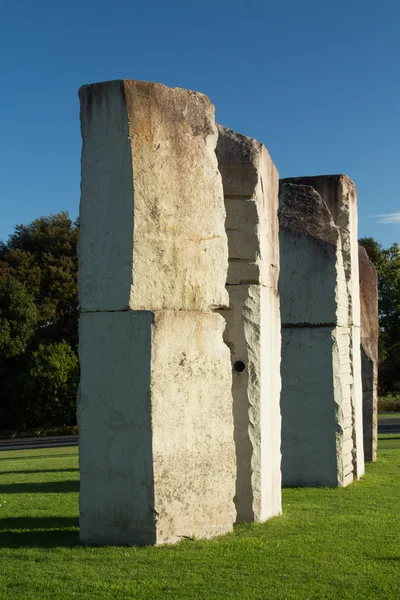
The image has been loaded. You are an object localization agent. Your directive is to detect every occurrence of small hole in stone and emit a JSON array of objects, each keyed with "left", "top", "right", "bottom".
[{"left": 234, "top": 361, "right": 246, "bottom": 373}]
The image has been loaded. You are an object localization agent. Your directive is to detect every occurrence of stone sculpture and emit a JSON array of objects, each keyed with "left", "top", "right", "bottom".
[
  {"left": 216, "top": 126, "right": 282, "bottom": 522},
  {"left": 279, "top": 177, "right": 364, "bottom": 486},
  {"left": 78, "top": 80, "right": 236, "bottom": 545}
]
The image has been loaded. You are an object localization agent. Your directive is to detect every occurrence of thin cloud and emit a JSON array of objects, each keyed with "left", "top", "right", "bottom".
[
  {"left": 364, "top": 213, "right": 400, "bottom": 224},
  {"left": 376, "top": 213, "right": 400, "bottom": 224}
]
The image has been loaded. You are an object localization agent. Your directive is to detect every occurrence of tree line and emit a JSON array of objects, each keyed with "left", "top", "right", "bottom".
[
  {"left": 0, "top": 213, "right": 398, "bottom": 431},
  {"left": 0, "top": 213, "right": 79, "bottom": 430},
  {"left": 359, "top": 237, "right": 400, "bottom": 394}
]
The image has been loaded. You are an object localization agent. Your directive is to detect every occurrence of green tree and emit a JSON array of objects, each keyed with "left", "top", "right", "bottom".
[
  {"left": 0, "top": 212, "right": 79, "bottom": 430},
  {"left": 359, "top": 237, "right": 400, "bottom": 392}
]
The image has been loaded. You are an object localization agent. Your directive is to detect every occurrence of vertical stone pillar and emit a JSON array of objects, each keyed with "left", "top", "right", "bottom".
[
  {"left": 78, "top": 80, "right": 236, "bottom": 545},
  {"left": 281, "top": 175, "right": 364, "bottom": 480},
  {"left": 216, "top": 126, "right": 282, "bottom": 522},
  {"left": 359, "top": 246, "right": 378, "bottom": 461},
  {"left": 279, "top": 183, "right": 354, "bottom": 487}
]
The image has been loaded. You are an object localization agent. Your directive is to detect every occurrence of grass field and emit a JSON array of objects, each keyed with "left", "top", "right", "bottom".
[{"left": 0, "top": 438, "right": 399, "bottom": 599}]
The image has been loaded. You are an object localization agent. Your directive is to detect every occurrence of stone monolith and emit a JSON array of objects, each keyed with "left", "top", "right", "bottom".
[
  {"left": 359, "top": 245, "right": 378, "bottom": 461},
  {"left": 279, "top": 182, "right": 355, "bottom": 487},
  {"left": 216, "top": 126, "right": 282, "bottom": 521},
  {"left": 281, "top": 175, "right": 365, "bottom": 481},
  {"left": 78, "top": 80, "right": 236, "bottom": 545}
]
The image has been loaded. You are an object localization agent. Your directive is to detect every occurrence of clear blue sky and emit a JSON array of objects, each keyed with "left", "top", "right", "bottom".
[{"left": 1, "top": 0, "right": 399, "bottom": 247}]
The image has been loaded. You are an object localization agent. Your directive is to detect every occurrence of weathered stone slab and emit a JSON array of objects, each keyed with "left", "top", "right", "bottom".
[
  {"left": 279, "top": 182, "right": 355, "bottom": 487},
  {"left": 359, "top": 246, "right": 378, "bottom": 462},
  {"left": 281, "top": 175, "right": 360, "bottom": 326},
  {"left": 280, "top": 176, "right": 364, "bottom": 480},
  {"left": 281, "top": 326, "right": 351, "bottom": 487},
  {"left": 216, "top": 125, "right": 279, "bottom": 289},
  {"left": 216, "top": 126, "right": 281, "bottom": 522},
  {"left": 79, "top": 80, "right": 229, "bottom": 312},
  {"left": 78, "top": 310, "right": 236, "bottom": 545},
  {"left": 279, "top": 183, "right": 347, "bottom": 327}
]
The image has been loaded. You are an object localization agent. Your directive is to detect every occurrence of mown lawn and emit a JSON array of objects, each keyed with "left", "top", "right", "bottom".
[{"left": 0, "top": 438, "right": 399, "bottom": 600}]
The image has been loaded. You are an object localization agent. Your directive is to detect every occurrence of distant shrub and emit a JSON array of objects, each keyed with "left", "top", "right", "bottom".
[{"left": 378, "top": 393, "right": 400, "bottom": 413}]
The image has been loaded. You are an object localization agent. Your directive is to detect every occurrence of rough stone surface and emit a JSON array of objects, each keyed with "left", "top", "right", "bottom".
[
  {"left": 280, "top": 175, "right": 364, "bottom": 480},
  {"left": 78, "top": 81, "right": 236, "bottom": 547},
  {"left": 216, "top": 125, "right": 279, "bottom": 289},
  {"left": 279, "top": 182, "right": 355, "bottom": 487},
  {"left": 359, "top": 246, "right": 378, "bottom": 461},
  {"left": 79, "top": 80, "right": 229, "bottom": 312},
  {"left": 78, "top": 310, "right": 236, "bottom": 546},
  {"left": 217, "top": 126, "right": 281, "bottom": 522}
]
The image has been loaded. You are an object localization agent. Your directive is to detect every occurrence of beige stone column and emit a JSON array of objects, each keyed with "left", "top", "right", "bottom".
[
  {"left": 359, "top": 246, "right": 378, "bottom": 462},
  {"left": 279, "top": 183, "right": 354, "bottom": 487},
  {"left": 216, "top": 126, "right": 282, "bottom": 522},
  {"left": 281, "top": 175, "right": 365, "bottom": 480},
  {"left": 78, "top": 80, "right": 236, "bottom": 545}
]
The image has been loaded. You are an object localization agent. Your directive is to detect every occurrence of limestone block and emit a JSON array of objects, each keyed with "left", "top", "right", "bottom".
[
  {"left": 79, "top": 80, "right": 229, "bottom": 313},
  {"left": 280, "top": 175, "right": 360, "bottom": 327},
  {"left": 359, "top": 246, "right": 378, "bottom": 462},
  {"left": 221, "top": 284, "right": 281, "bottom": 522},
  {"left": 281, "top": 327, "right": 353, "bottom": 487},
  {"left": 78, "top": 310, "right": 236, "bottom": 545},
  {"left": 216, "top": 125, "right": 279, "bottom": 289},
  {"left": 279, "top": 184, "right": 348, "bottom": 327}
]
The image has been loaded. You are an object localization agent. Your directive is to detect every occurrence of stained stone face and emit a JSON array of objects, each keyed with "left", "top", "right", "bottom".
[
  {"left": 217, "top": 125, "right": 282, "bottom": 523},
  {"left": 79, "top": 80, "right": 229, "bottom": 313}
]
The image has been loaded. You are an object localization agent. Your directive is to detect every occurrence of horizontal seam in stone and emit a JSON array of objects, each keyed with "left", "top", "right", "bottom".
[{"left": 281, "top": 322, "right": 336, "bottom": 328}]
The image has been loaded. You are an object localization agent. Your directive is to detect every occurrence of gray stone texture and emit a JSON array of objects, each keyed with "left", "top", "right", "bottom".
[
  {"left": 359, "top": 246, "right": 378, "bottom": 462},
  {"left": 78, "top": 81, "right": 236, "bottom": 545},
  {"left": 281, "top": 176, "right": 365, "bottom": 480},
  {"left": 79, "top": 80, "right": 229, "bottom": 313},
  {"left": 279, "top": 182, "right": 355, "bottom": 487},
  {"left": 216, "top": 126, "right": 282, "bottom": 522}
]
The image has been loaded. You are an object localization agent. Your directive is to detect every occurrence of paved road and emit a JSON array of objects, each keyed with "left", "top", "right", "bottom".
[
  {"left": 0, "top": 417, "right": 398, "bottom": 452},
  {"left": 378, "top": 418, "right": 400, "bottom": 435},
  {"left": 0, "top": 435, "right": 79, "bottom": 452}
]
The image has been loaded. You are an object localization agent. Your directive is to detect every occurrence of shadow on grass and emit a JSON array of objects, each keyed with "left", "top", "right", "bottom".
[
  {"left": 0, "top": 480, "right": 79, "bottom": 494},
  {"left": 0, "top": 517, "right": 80, "bottom": 548},
  {"left": 0, "top": 453, "right": 77, "bottom": 462},
  {"left": 0, "top": 468, "right": 79, "bottom": 477}
]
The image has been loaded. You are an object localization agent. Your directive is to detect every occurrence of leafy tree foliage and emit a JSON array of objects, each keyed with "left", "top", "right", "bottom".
[
  {"left": 359, "top": 237, "right": 400, "bottom": 392},
  {"left": 0, "top": 212, "right": 79, "bottom": 430}
]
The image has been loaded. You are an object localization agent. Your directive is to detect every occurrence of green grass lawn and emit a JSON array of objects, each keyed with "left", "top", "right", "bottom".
[{"left": 0, "top": 439, "right": 399, "bottom": 600}]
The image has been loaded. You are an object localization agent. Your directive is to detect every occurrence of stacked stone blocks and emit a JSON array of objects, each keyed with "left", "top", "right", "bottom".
[
  {"left": 78, "top": 80, "right": 236, "bottom": 545},
  {"left": 216, "top": 126, "right": 282, "bottom": 522}
]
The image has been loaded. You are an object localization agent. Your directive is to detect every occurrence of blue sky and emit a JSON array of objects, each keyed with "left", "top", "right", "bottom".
[{"left": 0, "top": 0, "right": 399, "bottom": 247}]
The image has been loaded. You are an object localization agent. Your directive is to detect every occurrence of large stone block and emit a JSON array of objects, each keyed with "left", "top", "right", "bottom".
[
  {"left": 78, "top": 310, "right": 236, "bottom": 545},
  {"left": 280, "top": 175, "right": 360, "bottom": 327},
  {"left": 216, "top": 125, "right": 279, "bottom": 289},
  {"left": 359, "top": 246, "right": 378, "bottom": 462},
  {"left": 217, "top": 126, "right": 281, "bottom": 522},
  {"left": 281, "top": 327, "right": 354, "bottom": 487},
  {"left": 79, "top": 80, "right": 229, "bottom": 313},
  {"left": 222, "top": 284, "right": 281, "bottom": 521}
]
